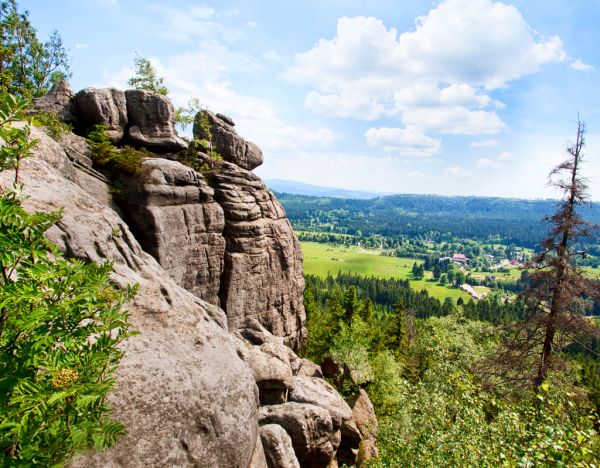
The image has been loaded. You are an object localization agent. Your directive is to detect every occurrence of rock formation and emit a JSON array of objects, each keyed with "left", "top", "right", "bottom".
[
  {"left": 75, "top": 87, "right": 128, "bottom": 142},
  {"left": 194, "top": 110, "right": 263, "bottom": 170},
  {"left": 120, "top": 158, "right": 225, "bottom": 305},
  {"left": 4, "top": 86, "right": 379, "bottom": 467},
  {"left": 125, "top": 89, "right": 187, "bottom": 152}
]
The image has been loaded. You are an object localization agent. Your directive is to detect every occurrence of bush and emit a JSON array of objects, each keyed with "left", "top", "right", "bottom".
[
  {"left": 32, "top": 111, "right": 72, "bottom": 141},
  {"left": 86, "top": 125, "right": 146, "bottom": 175}
]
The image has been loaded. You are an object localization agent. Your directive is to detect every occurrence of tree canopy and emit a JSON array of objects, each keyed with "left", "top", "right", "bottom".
[{"left": 0, "top": 0, "right": 70, "bottom": 98}]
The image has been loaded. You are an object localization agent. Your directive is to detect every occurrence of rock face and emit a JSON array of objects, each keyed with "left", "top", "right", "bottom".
[
  {"left": 194, "top": 110, "right": 263, "bottom": 170},
  {"left": 260, "top": 424, "right": 301, "bottom": 468},
  {"left": 31, "top": 81, "right": 78, "bottom": 124},
  {"left": 3, "top": 91, "right": 377, "bottom": 467},
  {"left": 75, "top": 87, "right": 128, "bottom": 142},
  {"left": 258, "top": 403, "right": 336, "bottom": 467},
  {"left": 212, "top": 161, "right": 306, "bottom": 349},
  {"left": 351, "top": 389, "right": 379, "bottom": 464},
  {"left": 1, "top": 127, "right": 260, "bottom": 468},
  {"left": 120, "top": 158, "right": 225, "bottom": 305},
  {"left": 125, "top": 89, "right": 187, "bottom": 152}
]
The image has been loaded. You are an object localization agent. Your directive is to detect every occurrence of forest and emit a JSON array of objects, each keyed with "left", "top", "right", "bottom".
[{"left": 278, "top": 192, "right": 600, "bottom": 249}]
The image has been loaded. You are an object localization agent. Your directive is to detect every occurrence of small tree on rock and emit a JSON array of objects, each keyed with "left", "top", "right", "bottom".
[{"left": 127, "top": 54, "right": 168, "bottom": 95}]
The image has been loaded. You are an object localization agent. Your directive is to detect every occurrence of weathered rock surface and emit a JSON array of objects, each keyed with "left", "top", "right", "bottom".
[
  {"left": 58, "top": 132, "right": 94, "bottom": 169},
  {"left": 237, "top": 339, "right": 293, "bottom": 405},
  {"left": 212, "top": 161, "right": 306, "bottom": 349},
  {"left": 259, "top": 403, "right": 337, "bottom": 467},
  {"left": 288, "top": 377, "right": 353, "bottom": 432},
  {"left": 120, "top": 158, "right": 225, "bottom": 305},
  {"left": 1, "top": 126, "right": 260, "bottom": 468},
  {"left": 351, "top": 389, "right": 379, "bottom": 464},
  {"left": 295, "top": 359, "right": 324, "bottom": 378},
  {"left": 194, "top": 110, "right": 263, "bottom": 170},
  {"left": 125, "top": 89, "right": 187, "bottom": 152},
  {"left": 75, "top": 87, "right": 128, "bottom": 142},
  {"left": 31, "top": 81, "right": 78, "bottom": 124},
  {"left": 260, "top": 424, "right": 301, "bottom": 468}
]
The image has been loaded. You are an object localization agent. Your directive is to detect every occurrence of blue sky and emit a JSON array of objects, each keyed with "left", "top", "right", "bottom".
[{"left": 22, "top": 0, "right": 600, "bottom": 199}]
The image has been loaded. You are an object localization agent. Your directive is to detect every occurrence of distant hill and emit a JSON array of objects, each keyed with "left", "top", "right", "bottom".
[
  {"left": 265, "top": 179, "right": 388, "bottom": 199},
  {"left": 276, "top": 192, "right": 600, "bottom": 248}
]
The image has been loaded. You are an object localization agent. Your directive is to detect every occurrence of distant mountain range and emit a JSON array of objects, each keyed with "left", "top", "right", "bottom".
[{"left": 265, "top": 179, "right": 389, "bottom": 199}]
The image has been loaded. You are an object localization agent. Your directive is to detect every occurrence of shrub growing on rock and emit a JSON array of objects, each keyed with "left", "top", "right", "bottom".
[{"left": 0, "top": 93, "right": 136, "bottom": 465}]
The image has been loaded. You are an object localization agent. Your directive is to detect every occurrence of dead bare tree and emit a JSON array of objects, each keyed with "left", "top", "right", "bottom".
[{"left": 480, "top": 120, "right": 600, "bottom": 391}]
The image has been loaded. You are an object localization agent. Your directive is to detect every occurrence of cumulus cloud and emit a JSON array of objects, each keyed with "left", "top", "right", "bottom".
[
  {"left": 402, "top": 107, "right": 505, "bottom": 135},
  {"left": 285, "top": 0, "right": 566, "bottom": 124},
  {"left": 365, "top": 126, "right": 441, "bottom": 156},
  {"left": 570, "top": 59, "right": 594, "bottom": 72},
  {"left": 497, "top": 151, "right": 512, "bottom": 160}
]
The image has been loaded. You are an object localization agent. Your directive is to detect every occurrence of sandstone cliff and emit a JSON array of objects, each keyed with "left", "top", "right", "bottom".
[{"left": 2, "top": 83, "right": 377, "bottom": 467}]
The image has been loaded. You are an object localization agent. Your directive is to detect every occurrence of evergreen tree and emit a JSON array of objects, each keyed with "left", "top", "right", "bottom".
[{"left": 486, "top": 121, "right": 600, "bottom": 390}]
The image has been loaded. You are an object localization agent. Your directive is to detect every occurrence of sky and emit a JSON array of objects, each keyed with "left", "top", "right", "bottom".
[{"left": 21, "top": 0, "right": 600, "bottom": 200}]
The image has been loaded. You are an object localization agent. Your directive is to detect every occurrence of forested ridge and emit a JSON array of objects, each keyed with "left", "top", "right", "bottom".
[{"left": 277, "top": 192, "right": 600, "bottom": 247}]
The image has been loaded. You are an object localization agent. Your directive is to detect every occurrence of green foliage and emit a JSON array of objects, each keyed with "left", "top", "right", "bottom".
[
  {"left": 127, "top": 54, "right": 168, "bottom": 95},
  {"left": 373, "top": 316, "right": 599, "bottom": 467},
  {"left": 0, "top": 0, "right": 70, "bottom": 98},
  {"left": 31, "top": 111, "right": 72, "bottom": 141},
  {"left": 179, "top": 109, "right": 223, "bottom": 176},
  {"left": 175, "top": 97, "right": 202, "bottom": 131},
  {"left": 86, "top": 125, "right": 146, "bottom": 176},
  {"left": 0, "top": 92, "right": 137, "bottom": 465},
  {"left": 302, "top": 272, "right": 600, "bottom": 466},
  {"left": 0, "top": 93, "right": 35, "bottom": 186}
]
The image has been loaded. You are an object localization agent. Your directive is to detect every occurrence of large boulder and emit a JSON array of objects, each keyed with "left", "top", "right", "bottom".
[
  {"left": 212, "top": 161, "right": 306, "bottom": 349},
  {"left": 31, "top": 81, "right": 78, "bottom": 125},
  {"left": 288, "top": 377, "right": 353, "bottom": 431},
  {"left": 260, "top": 424, "right": 300, "bottom": 468},
  {"left": 74, "top": 87, "right": 128, "bottom": 142},
  {"left": 237, "top": 340, "right": 293, "bottom": 405},
  {"left": 125, "top": 89, "right": 187, "bottom": 152},
  {"left": 193, "top": 110, "right": 263, "bottom": 170},
  {"left": 120, "top": 158, "right": 225, "bottom": 305},
  {"left": 1, "top": 126, "right": 260, "bottom": 468},
  {"left": 258, "top": 403, "right": 337, "bottom": 467}
]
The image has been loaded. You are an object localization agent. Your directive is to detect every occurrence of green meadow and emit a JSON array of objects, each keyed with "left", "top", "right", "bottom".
[{"left": 301, "top": 242, "right": 472, "bottom": 302}]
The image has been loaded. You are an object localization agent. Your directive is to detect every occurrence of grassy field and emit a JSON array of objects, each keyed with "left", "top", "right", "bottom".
[{"left": 301, "top": 242, "right": 472, "bottom": 302}]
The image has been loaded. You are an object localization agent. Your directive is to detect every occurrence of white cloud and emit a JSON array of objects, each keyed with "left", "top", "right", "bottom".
[
  {"left": 402, "top": 107, "right": 505, "bottom": 135},
  {"left": 444, "top": 165, "right": 472, "bottom": 178},
  {"left": 306, "top": 91, "right": 385, "bottom": 121},
  {"left": 476, "top": 157, "right": 495, "bottom": 168},
  {"left": 148, "top": 4, "right": 240, "bottom": 43},
  {"left": 470, "top": 139, "right": 499, "bottom": 148},
  {"left": 365, "top": 126, "right": 441, "bottom": 156},
  {"left": 497, "top": 151, "right": 513, "bottom": 160},
  {"left": 75, "top": 43, "right": 89, "bottom": 50},
  {"left": 570, "top": 59, "right": 594, "bottom": 72},
  {"left": 285, "top": 0, "right": 566, "bottom": 121},
  {"left": 439, "top": 84, "right": 491, "bottom": 108},
  {"left": 262, "top": 50, "right": 283, "bottom": 62}
]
